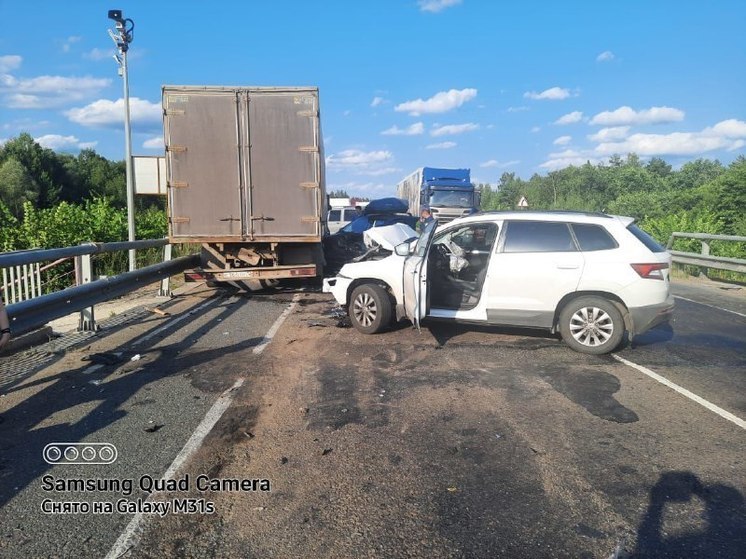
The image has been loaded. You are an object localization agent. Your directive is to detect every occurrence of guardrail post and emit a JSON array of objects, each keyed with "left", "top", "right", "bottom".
[
  {"left": 158, "top": 244, "right": 173, "bottom": 297},
  {"left": 699, "top": 240, "right": 710, "bottom": 277},
  {"left": 77, "top": 252, "right": 97, "bottom": 331}
]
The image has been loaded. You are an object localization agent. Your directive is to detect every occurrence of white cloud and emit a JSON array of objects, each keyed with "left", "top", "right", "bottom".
[
  {"left": 35, "top": 134, "right": 97, "bottom": 151},
  {"left": 84, "top": 48, "right": 111, "bottom": 61},
  {"left": 395, "top": 88, "right": 477, "bottom": 116},
  {"left": 524, "top": 87, "right": 571, "bottom": 101},
  {"left": 0, "top": 73, "right": 111, "bottom": 108},
  {"left": 61, "top": 36, "right": 82, "bottom": 53},
  {"left": 507, "top": 106, "right": 529, "bottom": 113},
  {"left": 370, "top": 96, "right": 385, "bottom": 108},
  {"left": 418, "top": 0, "right": 462, "bottom": 13},
  {"left": 553, "top": 135, "right": 572, "bottom": 146},
  {"left": 594, "top": 119, "right": 746, "bottom": 157},
  {"left": 326, "top": 149, "right": 393, "bottom": 169},
  {"left": 590, "top": 105, "right": 685, "bottom": 126},
  {"left": 540, "top": 149, "right": 602, "bottom": 170},
  {"left": 359, "top": 167, "right": 401, "bottom": 176},
  {"left": 430, "top": 122, "right": 479, "bottom": 137},
  {"left": 531, "top": 126, "right": 541, "bottom": 133},
  {"left": 143, "top": 136, "right": 164, "bottom": 149},
  {"left": 480, "top": 159, "right": 520, "bottom": 168},
  {"left": 554, "top": 111, "right": 583, "bottom": 125},
  {"left": 65, "top": 97, "right": 162, "bottom": 129},
  {"left": 588, "top": 126, "right": 631, "bottom": 142},
  {"left": 596, "top": 50, "right": 615, "bottom": 62},
  {"left": 728, "top": 139, "right": 746, "bottom": 151},
  {"left": 426, "top": 141, "right": 457, "bottom": 149},
  {"left": 0, "top": 55, "right": 22, "bottom": 73},
  {"left": 381, "top": 122, "right": 424, "bottom": 136},
  {"left": 706, "top": 118, "right": 746, "bottom": 138}
]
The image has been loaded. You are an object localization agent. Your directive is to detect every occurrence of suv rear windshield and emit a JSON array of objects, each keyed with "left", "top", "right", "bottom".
[{"left": 627, "top": 223, "right": 666, "bottom": 253}]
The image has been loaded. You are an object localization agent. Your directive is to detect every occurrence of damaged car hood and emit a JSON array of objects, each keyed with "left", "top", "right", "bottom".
[{"left": 363, "top": 223, "right": 418, "bottom": 251}]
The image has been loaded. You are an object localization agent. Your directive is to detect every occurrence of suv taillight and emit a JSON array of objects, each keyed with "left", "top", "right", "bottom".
[{"left": 631, "top": 263, "right": 668, "bottom": 280}]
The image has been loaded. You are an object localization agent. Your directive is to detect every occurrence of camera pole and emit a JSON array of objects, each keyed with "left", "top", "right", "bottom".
[{"left": 108, "top": 10, "right": 137, "bottom": 271}]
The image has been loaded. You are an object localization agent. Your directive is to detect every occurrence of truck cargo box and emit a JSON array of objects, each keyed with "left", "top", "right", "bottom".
[{"left": 163, "top": 86, "right": 325, "bottom": 243}]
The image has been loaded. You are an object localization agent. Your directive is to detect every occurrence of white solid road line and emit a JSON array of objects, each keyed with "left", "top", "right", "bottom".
[
  {"left": 674, "top": 295, "right": 746, "bottom": 318},
  {"left": 105, "top": 294, "right": 300, "bottom": 559},
  {"left": 612, "top": 353, "right": 746, "bottom": 431},
  {"left": 132, "top": 297, "right": 220, "bottom": 347},
  {"left": 252, "top": 293, "right": 301, "bottom": 354}
]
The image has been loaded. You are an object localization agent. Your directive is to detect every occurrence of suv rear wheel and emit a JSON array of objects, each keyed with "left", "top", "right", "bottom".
[
  {"left": 559, "top": 296, "right": 624, "bottom": 355},
  {"left": 349, "top": 284, "right": 392, "bottom": 334}
]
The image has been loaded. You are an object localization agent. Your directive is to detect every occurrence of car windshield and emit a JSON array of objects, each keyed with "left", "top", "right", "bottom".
[
  {"left": 339, "top": 216, "right": 372, "bottom": 234},
  {"left": 429, "top": 189, "right": 473, "bottom": 208}
]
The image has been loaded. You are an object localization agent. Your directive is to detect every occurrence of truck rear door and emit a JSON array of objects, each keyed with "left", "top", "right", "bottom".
[
  {"left": 164, "top": 89, "right": 243, "bottom": 239},
  {"left": 246, "top": 90, "right": 321, "bottom": 239}
]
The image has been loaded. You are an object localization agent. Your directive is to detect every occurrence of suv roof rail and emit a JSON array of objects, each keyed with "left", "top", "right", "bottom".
[{"left": 473, "top": 210, "right": 613, "bottom": 219}]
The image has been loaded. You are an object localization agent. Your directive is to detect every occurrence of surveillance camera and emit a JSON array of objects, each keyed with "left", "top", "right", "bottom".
[{"left": 108, "top": 9, "right": 123, "bottom": 22}]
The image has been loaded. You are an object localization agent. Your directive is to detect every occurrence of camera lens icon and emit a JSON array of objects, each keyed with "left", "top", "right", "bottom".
[{"left": 43, "top": 443, "right": 118, "bottom": 465}]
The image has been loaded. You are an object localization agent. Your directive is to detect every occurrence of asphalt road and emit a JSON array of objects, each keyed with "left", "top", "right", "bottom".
[{"left": 0, "top": 278, "right": 744, "bottom": 558}]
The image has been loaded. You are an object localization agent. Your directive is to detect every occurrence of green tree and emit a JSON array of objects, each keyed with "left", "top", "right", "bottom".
[{"left": 0, "top": 157, "right": 40, "bottom": 217}]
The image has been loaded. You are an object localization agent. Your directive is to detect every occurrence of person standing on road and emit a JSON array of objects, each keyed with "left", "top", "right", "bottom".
[
  {"left": 0, "top": 296, "right": 10, "bottom": 352},
  {"left": 416, "top": 206, "right": 434, "bottom": 234}
]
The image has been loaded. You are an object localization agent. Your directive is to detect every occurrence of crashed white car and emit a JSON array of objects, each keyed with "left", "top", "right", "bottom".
[{"left": 323, "top": 211, "right": 675, "bottom": 355}]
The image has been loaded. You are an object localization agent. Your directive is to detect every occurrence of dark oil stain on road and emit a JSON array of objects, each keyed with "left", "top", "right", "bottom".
[
  {"left": 539, "top": 367, "right": 639, "bottom": 423},
  {"left": 307, "top": 366, "right": 363, "bottom": 430},
  {"left": 212, "top": 404, "right": 260, "bottom": 444}
]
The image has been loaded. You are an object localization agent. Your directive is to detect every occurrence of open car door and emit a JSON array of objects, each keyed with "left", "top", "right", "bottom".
[{"left": 402, "top": 219, "right": 438, "bottom": 330}]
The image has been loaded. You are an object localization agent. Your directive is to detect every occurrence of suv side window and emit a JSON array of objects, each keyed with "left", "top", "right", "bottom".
[
  {"left": 503, "top": 221, "right": 577, "bottom": 253},
  {"left": 328, "top": 209, "right": 341, "bottom": 221},
  {"left": 571, "top": 223, "right": 618, "bottom": 251}
]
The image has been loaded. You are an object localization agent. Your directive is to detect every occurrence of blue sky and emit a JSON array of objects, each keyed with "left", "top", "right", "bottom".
[{"left": 1, "top": 0, "right": 745, "bottom": 198}]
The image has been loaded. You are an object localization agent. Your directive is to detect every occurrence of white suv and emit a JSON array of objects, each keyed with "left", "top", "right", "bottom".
[{"left": 323, "top": 211, "right": 674, "bottom": 355}]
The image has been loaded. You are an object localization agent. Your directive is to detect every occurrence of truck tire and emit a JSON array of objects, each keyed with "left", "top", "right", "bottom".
[
  {"left": 349, "top": 284, "right": 393, "bottom": 334},
  {"left": 559, "top": 296, "right": 625, "bottom": 355}
]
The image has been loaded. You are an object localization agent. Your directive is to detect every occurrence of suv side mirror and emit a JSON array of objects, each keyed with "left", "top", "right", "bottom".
[{"left": 394, "top": 241, "right": 411, "bottom": 256}]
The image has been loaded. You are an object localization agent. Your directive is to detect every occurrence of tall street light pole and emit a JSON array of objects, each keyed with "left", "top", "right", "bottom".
[{"left": 108, "top": 9, "right": 136, "bottom": 271}]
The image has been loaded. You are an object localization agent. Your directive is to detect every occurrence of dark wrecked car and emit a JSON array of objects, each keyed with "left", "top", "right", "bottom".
[{"left": 323, "top": 197, "right": 418, "bottom": 274}]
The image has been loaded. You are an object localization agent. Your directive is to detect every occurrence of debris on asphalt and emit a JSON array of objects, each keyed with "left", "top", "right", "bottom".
[
  {"left": 447, "top": 486, "right": 458, "bottom": 492},
  {"left": 495, "top": 434, "right": 502, "bottom": 440},
  {"left": 299, "top": 407, "right": 309, "bottom": 415},
  {"left": 130, "top": 354, "right": 141, "bottom": 362},
  {"left": 89, "top": 379, "right": 102, "bottom": 386},
  {"left": 281, "top": 457, "right": 289, "bottom": 464},
  {"left": 253, "top": 506, "right": 266, "bottom": 511},
  {"left": 307, "top": 321, "right": 327, "bottom": 328},
  {"left": 146, "top": 307, "right": 170, "bottom": 317},
  {"left": 336, "top": 317, "right": 351, "bottom": 328},
  {"left": 144, "top": 423, "right": 164, "bottom": 433},
  {"left": 244, "top": 431, "right": 255, "bottom": 439},
  {"left": 322, "top": 448, "right": 333, "bottom": 456}
]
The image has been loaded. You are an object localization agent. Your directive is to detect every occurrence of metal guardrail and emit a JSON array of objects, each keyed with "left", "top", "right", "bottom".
[
  {"left": 2, "top": 239, "right": 199, "bottom": 336},
  {"left": 667, "top": 232, "right": 746, "bottom": 274}
]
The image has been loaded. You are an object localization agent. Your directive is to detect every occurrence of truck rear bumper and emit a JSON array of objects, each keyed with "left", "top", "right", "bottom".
[{"left": 188, "top": 264, "right": 317, "bottom": 281}]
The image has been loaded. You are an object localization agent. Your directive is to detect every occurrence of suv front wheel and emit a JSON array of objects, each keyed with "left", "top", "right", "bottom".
[
  {"left": 348, "top": 284, "right": 393, "bottom": 334},
  {"left": 559, "top": 296, "right": 625, "bottom": 355}
]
